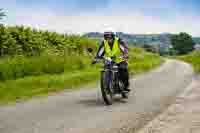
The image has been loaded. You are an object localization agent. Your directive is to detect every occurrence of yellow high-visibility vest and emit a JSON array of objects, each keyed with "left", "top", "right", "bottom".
[{"left": 104, "top": 37, "right": 124, "bottom": 63}]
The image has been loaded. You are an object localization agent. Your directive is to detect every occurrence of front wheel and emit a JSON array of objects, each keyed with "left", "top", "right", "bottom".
[{"left": 100, "top": 71, "right": 113, "bottom": 105}]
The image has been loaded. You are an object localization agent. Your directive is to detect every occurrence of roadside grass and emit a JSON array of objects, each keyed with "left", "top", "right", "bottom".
[
  {"left": 177, "top": 51, "right": 200, "bottom": 73},
  {"left": 0, "top": 47, "right": 164, "bottom": 105}
]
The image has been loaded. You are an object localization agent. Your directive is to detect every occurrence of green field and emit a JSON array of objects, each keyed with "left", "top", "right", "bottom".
[
  {"left": 0, "top": 25, "right": 164, "bottom": 104},
  {"left": 177, "top": 51, "right": 200, "bottom": 73}
]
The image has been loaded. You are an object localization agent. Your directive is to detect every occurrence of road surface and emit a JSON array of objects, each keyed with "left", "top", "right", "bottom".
[
  {"left": 137, "top": 75, "right": 200, "bottom": 133},
  {"left": 0, "top": 60, "right": 194, "bottom": 133}
]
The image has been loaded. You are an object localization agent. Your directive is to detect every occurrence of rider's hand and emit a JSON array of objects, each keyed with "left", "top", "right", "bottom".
[{"left": 122, "top": 53, "right": 128, "bottom": 58}]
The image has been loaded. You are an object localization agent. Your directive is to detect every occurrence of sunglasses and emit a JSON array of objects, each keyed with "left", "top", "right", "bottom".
[{"left": 104, "top": 36, "right": 113, "bottom": 40}]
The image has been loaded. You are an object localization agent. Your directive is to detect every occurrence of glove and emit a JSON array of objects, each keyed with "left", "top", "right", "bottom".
[{"left": 123, "top": 53, "right": 129, "bottom": 58}]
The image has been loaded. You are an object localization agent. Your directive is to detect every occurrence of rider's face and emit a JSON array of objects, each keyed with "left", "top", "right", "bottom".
[{"left": 105, "top": 35, "right": 113, "bottom": 44}]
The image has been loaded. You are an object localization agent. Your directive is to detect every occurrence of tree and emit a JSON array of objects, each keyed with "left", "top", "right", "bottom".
[
  {"left": 171, "top": 32, "right": 195, "bottom": 55},
  {"left": 0, "top": 8, "right": 6, "bottom": 20}
]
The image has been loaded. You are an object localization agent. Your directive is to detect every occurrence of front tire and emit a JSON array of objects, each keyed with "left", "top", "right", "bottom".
[{"left": 101, "top": 71, "right": 113, "bottom": 105}]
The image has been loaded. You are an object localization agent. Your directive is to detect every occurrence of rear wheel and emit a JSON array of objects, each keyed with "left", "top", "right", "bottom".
[
  {"left": 121, "top": 92, "right": 128, "bottom": 99},
  {"left": 101, "top": 71, "right": 113, "bottom": 105}
]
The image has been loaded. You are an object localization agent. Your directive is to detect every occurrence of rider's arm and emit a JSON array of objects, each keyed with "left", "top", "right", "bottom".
[
  {"left": 95, "top": 41, "right": 105, "bottom": 59},
  {"left": 119, "top": 38, "right": 128, "bottom": 58}
]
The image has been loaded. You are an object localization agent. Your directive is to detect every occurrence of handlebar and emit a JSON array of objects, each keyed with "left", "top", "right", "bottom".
[{"left": 93, "top": 56, "right": 124, "bottom": 65}]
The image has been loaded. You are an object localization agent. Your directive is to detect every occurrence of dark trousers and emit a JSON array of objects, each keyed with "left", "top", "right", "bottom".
[{"left": 117, "top": 61, "right": 129, "bottom": 89}]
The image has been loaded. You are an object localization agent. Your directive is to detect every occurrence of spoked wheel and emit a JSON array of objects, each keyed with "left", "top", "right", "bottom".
[{"left": 100, "top": 71, "right": 113, "bottom": 105}]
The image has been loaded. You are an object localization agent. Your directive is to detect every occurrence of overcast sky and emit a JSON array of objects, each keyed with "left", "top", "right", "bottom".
[{"left": 1, "top": 0, "right": 200, "bottom": 36}]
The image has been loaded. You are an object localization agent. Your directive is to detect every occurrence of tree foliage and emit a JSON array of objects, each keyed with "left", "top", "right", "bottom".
[
  {"left": 0, "top": 8, "right": 6, "bottom": 20},
  {"left": 171, "top": 32, "right": 195, "bottom": 55},
  {"left": 0, "top": 25, "right": 98, "bottom": 56}
]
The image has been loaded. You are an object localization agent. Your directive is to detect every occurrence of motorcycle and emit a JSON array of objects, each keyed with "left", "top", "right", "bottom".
[{"left": 88, "top": 48, "right": 129, "bottom": 105}]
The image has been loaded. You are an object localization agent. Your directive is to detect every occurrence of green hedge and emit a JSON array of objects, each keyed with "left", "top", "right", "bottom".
[{"left": 0, "top": 24, "right": 98, "bottom": 56}]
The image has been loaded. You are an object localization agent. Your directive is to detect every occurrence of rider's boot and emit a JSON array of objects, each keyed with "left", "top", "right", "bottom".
[{"left": 123, "top": 80, "right": 130, "bottom": 92}]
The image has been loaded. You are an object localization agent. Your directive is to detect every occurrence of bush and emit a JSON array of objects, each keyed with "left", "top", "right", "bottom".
[{"left": 0, "top": 25, "right": 98, "bottom": 56}]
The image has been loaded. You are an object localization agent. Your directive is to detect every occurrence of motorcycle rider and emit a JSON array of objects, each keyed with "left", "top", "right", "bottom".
[{"left": 92, "top": 30, "right": 130, "bottom": 92}]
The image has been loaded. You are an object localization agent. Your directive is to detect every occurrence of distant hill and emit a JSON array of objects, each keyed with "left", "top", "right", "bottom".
[
  {"left": 193, "top": 37, "right": 200, "bottom": 44},
  {"left": 83, "top": 32, "right": 172, "bottom": 49},
  {"left": 84, "top": 32, "right": 200, "bottom": 48}
]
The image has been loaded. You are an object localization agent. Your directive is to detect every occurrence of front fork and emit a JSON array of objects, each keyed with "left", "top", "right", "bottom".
[
  {"left": 111, "top": 71, "right": 122, "bottom": 93},
  {"left": 102, "top": 69, "right": 121, "bottom": 94}
]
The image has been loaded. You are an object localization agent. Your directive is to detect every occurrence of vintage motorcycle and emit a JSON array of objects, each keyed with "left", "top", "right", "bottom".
[{"left": 88, "top": 48, "right": 129, "bottom": 105}]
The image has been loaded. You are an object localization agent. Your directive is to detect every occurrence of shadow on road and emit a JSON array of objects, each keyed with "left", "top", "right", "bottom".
[{"left": 76, "top": 96, "right": 128, "bottom": 107}]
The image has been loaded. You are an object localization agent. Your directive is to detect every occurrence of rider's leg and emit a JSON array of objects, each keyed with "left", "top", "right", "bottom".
[{"left": 118, "top": 62, "right": 130, "bottom": 91}]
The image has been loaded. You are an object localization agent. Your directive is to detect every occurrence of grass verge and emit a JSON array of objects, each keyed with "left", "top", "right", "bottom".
[{"left": 177, "top": 51, "right": 200, "bottom": 73}]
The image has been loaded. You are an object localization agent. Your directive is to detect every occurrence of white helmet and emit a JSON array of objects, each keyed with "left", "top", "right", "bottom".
[{"left": 103, "top": 27, "right": 116, "bottom": 38}]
